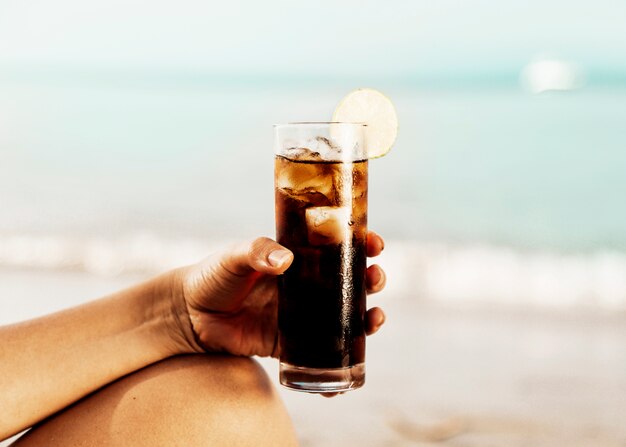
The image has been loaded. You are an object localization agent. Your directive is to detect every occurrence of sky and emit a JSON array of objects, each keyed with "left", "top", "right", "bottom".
[{"left": 1, "top": 0, "right": 625, "bottom": 79}]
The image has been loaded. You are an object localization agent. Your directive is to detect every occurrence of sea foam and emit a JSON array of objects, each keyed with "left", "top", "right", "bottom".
[{"left": 1, "top": 233, "right": 625, "bottom": 310}]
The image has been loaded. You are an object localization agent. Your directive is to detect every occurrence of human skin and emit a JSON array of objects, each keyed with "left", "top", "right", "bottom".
[{"left": 0, "top": 232, "right": 386, "bottom": 441}]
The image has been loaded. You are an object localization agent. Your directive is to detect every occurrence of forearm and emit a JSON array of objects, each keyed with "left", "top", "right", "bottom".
[{"left": 0, "top": 270, "right": 195, "bottom": 439}]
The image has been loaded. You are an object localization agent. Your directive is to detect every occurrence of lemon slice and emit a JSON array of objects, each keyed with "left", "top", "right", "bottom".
[{"left": 332, "top": 88, "right": 398, "bottom": 158}]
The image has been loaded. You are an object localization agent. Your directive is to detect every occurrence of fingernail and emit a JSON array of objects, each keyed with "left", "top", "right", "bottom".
[
  {"left": 268, "top": 249, "right": 292, "bottom": 267},
  {"left": 377, "top": 269, "right": 386, "bottom": 287}
]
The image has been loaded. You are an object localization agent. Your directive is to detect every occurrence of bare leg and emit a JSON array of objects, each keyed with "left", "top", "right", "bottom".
[{"left": 11, "top": 355, "right": 298, "bottom": 446}]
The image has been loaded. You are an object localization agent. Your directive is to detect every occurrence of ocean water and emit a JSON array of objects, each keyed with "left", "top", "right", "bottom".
[{"left": 1, "top": 78, "right": 626, "bottom": 308}]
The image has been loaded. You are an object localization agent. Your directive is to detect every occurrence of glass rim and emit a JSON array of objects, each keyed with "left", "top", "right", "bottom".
[{"left": 274, "top": 121, "right": 367, "bottom": 128}]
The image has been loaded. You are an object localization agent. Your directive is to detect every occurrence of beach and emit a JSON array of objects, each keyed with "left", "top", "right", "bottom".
[
  {"left": 1, "top": 266, "right": 625, "bottom": 446},
  {"left": 2, "top": 1, "right": 626, "bottom": 443},
  {"left": 2, "top": 72, "right": 626, "bottom": 447},
  {"left": 273, "top": 302, "right": 626, "bottom": 446}
]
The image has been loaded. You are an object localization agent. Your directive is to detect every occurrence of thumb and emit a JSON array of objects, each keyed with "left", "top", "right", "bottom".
[{"left": 224, "top": 237, "right": 294, "bottom": 276}]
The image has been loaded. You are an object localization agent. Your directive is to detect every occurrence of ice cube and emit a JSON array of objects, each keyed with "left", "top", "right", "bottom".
[
  {"left": 326, "top": 163, "right": 353, "bottom": 207},
  {"left": 305, "top": 206, "right": 351, "bottom": 245},
  {"left": 352, "top": 165, "right": 368, "bottom": 199},
  {"left": 314, "top": 136, "right": 337, "bottom": 158},
  {"left": 276, "top": 161, "right": 334, "bottom": 204},
  {"left": 285, "top": 147, "right": 321, "bottom": 161},
  {"left": 285, "top": 137, "right": 339, "bottom": 160}
]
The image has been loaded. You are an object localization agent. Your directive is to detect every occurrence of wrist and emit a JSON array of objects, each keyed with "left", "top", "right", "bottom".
[{"left": 162, "top": 267, "right": 206, "bottom": 355}]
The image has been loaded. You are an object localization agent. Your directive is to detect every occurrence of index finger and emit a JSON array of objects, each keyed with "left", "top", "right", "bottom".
[{"left": 366, "top": 231, "right": 385, "bottom": 258}]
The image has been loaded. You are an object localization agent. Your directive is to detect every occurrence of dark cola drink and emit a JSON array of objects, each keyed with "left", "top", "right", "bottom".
[{"left": 274, "top": 129, "right": 368, "bottom": 392}]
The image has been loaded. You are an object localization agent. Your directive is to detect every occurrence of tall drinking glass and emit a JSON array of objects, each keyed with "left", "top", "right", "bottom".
[{"left": 274, "top": 122, "right": 368, "bottom": 393}]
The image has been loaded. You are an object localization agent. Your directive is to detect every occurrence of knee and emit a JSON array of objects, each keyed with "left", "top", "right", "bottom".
[
  {"left": 113, "top": 355, "right": 298, "bottom": 446},
  {"left": 144, "top": 354, "right": 276, "bottom": 402}
]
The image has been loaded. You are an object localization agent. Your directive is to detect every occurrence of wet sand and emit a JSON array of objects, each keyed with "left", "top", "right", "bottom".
[{"left": 1, "top": 269, "right": 625, "bottom": 446}]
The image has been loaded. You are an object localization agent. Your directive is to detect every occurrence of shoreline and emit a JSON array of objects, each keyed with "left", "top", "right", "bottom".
[{"left": 2, "top": 235, "right": 626, "bottom": 311}]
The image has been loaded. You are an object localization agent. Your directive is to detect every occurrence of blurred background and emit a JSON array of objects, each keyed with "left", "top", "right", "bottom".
[{"left": 1, "top": 1, "right": 625, "bottom": 445}]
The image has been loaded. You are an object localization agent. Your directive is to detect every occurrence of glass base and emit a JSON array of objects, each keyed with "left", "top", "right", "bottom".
[{"left": 279, "top": 362, "right": 365, "bottom": 393}]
